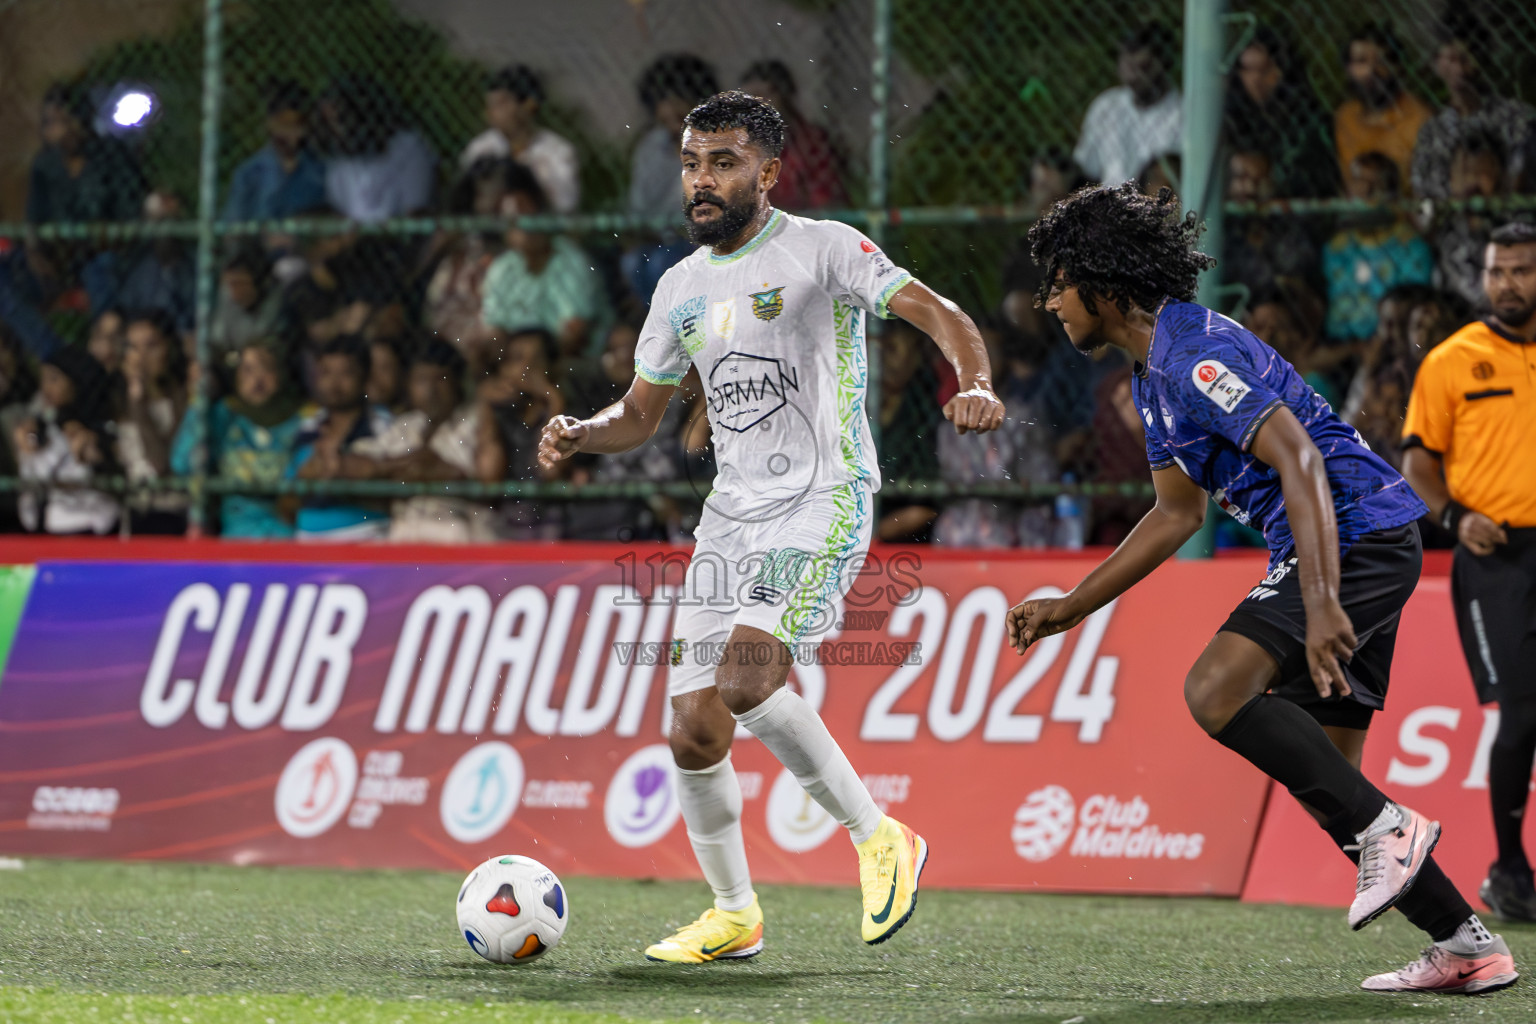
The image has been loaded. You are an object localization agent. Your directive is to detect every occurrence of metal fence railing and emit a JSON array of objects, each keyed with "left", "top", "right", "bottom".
[{"left": 1, "top": 0, "right": 1533, "bottom": 547}]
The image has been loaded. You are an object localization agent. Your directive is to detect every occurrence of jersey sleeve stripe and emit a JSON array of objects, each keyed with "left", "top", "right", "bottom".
[
  {"left": 875, "top": 272, "right": 915, "bottom": 319},
  {"left": 1238, "top": 397, "right": 1285, "bottom": 452},
  {"left": 634, "top": 358, "right": 687, "bottom": 386}
]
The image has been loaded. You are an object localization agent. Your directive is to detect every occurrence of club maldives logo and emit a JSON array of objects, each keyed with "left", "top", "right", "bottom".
[
  {"left": 603, "top": 744, "right": 680, "bottom": 848},
  {"left": 1011, "top": 785, "right": 1205, "bottom": 863},
  {"left": 275, "top": 737, "right": 359, "bottom": 838},
  {"left": 440, "top": 742, "right": 525, "bottom": 844},
  {"left": 765, "top": 768, "right": 840, "bottom": 853}
]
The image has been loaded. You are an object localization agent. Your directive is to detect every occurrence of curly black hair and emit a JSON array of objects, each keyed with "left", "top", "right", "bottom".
[
  {"left": 683, "top": 90, "right": 785, "bottom": 158},
  {"left": 1027, "top": 181, "right": 1215, "bottom": 316}
]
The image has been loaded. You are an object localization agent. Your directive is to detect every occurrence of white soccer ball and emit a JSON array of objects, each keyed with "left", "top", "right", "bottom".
[{"left": 455, "top": 854, "right": 569, "bottom": 963}]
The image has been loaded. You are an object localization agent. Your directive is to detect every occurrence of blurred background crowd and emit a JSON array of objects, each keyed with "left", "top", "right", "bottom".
[{"left": 0, "top": 0, "right": 1532, "bottom": 550}]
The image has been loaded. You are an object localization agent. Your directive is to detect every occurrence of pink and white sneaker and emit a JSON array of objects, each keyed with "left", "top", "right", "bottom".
[
  {"left": 1346, "top": 803, "right": 1440, "bottom": 930},
  {"left": 1361, "top": 938, "right": 1519, "bottom": 994}
]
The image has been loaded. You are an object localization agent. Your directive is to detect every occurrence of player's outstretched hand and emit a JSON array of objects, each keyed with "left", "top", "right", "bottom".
[
  {"left": 942, "top": 385, "right": 1005, "bottom": 435},
  {"left": 538, "top": 415, "right": 588, "bottom": 470},
  {"left": 1458, "top": 510, "right": 1508, "bottom": 556},
  {"left": 1304, "top": 598, "right": 1356, "bottom": 699},
  {"left": 1007, "top": 596, "right": 1087, "bottom": 654}
]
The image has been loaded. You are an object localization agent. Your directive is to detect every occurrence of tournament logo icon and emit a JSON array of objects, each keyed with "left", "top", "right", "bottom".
[
  {"left": 765, "top": 768, "right": 840, "bottom": 852},
  {"left": 1011, "top": 785, "right": 1076, "bottom": 862},
  {"left": 750, "top": 286, "right": 785, "bottom": 322},
  {"left": 440, "top": 742, "right": 525, "bottom": 844},
  {"left": 275, "top": 737, "right": 359, "bottom": 838},
  {"left": 604, "top": 744, "right": 680, "bottom": 848}
]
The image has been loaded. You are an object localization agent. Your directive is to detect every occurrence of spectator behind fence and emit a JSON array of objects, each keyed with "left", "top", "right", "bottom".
[
  {"left": 171, "top": 340, "right": 304, "bottom": 538},
  {"left": 110, "top": 190, "right": 196, "bottom": 332},
  {"left": 316, "top": 76, "right": 436, "bottom": 223},
  {"left": 1334, "top": 24, "right": 1432, "bottom": 192},
  {"left": 1434, "top": 129, "right": 1510, "bottom": 310},
  {"left": 1135, "top": 153, "right": 1180, "bottom": 198},
  {"left": 481, "top": 327, "right": 566, "bottom": 539},
  {"left": 365, "top": 333, "right": 405, "bottom": 413},
  {"left": 459, "top": 65, "right": 580, "bottom": 215},
  {"left": 1323, "top": 152, "right": 1434, "bottom": 343},
  {"left": 287, "top": 335, "right": 392, "bottom": 540},
  {"left": 1222, "top": 26, "right": 1338, "bottom": 197},
  {"left": 1222, "top": 149, "right": 1322, "bottom": 299},
  {"left": 1341, "top": 283, "right": 1433, "bottom": 425},
  {"left": 85, "top": 307, "right": 126, "bottom": 380},
  {"left": 481, "top": 164, "right": 604, "bottom": 359},
  {"left": 624, "top": 55, "right": 718, "bottom": 304},
  {"left": 1413, "top": 15, "right": 1534, "bottom": 200},
  {"left": 210, "top": 248, "right": 282, "bottom": 387},
  {"left": 1087, "top": 367, "right": 1153, "bottom": 547},
  {"left": 28, "top": 82, "right": 146, "bottom": 224},
  {"left": 117, "top": 309, "right": 189, "bottom": 534},
  {"left": 15, "top": 345, "right": 119, "bottom": 535},
  {"left": 221, "top": 80, "right": 327, "bottom": 222},
  {"left": 0, "top": 328, "right": 38, "bottom": 530},
  {"left": 1026, "top": 148, "right": 1089, "bottom": 216},
  {"left": 426, "top": 158, "right": 515, "bottom": 374},
  {"left": 562, "top": 318, "right": 692, "bottom": 542},
  {"left": 1073, "top": 22, "right": 1182, "bottom": 187},
  {"left": 348, "top": 339, "right": 498, "bottom": 543},
  {"left": 1245, "top": 282, "right": 1340, "bottom": 409},
  {"left": 874, "top": 320, "right": 939, "bottom": 542},
  {"left": 932, "top": 322, "right": 1057, "bottom": 548},
  {"left": 738, "top": 60, "right": 846, "bottom": 211}
]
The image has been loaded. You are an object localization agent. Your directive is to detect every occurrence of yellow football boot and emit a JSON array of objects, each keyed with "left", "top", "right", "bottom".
[
  {"left": 643, "top": 895, "right": 764, "bottom": 963},
  {"left": 856, "top": 815, "right": 928, "bottom": 944}
]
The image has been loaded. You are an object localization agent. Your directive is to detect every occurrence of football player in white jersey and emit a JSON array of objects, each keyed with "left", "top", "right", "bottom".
[{"left": 539, "top": 91, "right": 1003, "bottom": 962}]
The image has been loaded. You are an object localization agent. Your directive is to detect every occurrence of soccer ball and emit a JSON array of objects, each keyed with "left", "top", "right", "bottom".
[{"left": 455, "top": 854, "right": 569, "bottom": 963}]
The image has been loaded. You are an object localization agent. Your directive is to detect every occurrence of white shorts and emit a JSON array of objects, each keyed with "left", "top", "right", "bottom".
[{"left": 666, "top": 483, "right": 874, "bottom": 697}]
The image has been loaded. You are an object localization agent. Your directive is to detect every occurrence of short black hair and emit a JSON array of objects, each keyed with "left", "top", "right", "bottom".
[
  {"left": 1351, "top": 150, "right": 1401, "bottom": 195},
  {"left": 265, "top": 79, "right": 310, "bottom": 116},
  {"left": 1455, "top": 127, "right": 1508, "bottom": 169},
  {"left": 740, "top": 59, "right": 796, "bottom": 99},
  {"left": 412, "top": 337, "right": 467, "bottom": 379},
  {"left": 1027, "top": 181, "right": 1215, "bottom": 316},
  {"left": 125, "top": 307, "right": 177, "bottom": 339},
  {"left": 319, "top": 334, "right": 371, "bottom": 379},
  {"left": 1120, "top": 21, "right": 1175, "bottom": 60},
  {"left": 638, "top": 54, "right": 719, "bottom": 112},
  {"left": 683, "top": 90, "right": 785, "bottom": 158},
  {"left": 500, "top": 159, "right": 547, "bottom": 212},
  {"left": 1490, "top": 221, "right": 1536, "bottom": 247},
  {"left": 487, "top": 64, "right": 544, "bottom": 104},
  {"left": 1345, "top": 23, "right": 1406, "bottom": 69}
]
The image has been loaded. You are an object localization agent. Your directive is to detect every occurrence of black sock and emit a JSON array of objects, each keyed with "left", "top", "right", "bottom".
[
  {"left": 1488, "top": 698, "right": 1536, "bottom": 875},
  {"left": 1214, "top": 694, "right": 1387, "bottom": 834},
  {"left": 1323, "top": 816, "right": 1472, "bottom": 942}
]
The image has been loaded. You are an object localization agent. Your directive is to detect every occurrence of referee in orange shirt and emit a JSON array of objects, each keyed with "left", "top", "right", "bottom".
[{"left": 1403, "top": 221, "right": 1536, "bottom": 921}]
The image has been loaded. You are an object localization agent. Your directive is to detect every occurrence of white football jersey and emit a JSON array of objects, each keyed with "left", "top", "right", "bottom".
[{"left": 635, "top": 209, "right": 913, "bottom": 519}]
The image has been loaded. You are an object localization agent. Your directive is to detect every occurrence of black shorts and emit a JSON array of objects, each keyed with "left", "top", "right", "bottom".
[
  {"left": 1219, "top": 524, "right": 1422, "bottom": 730},
  {"left": 1452, "top": 527, "right": 1536, "bottom": 705}
]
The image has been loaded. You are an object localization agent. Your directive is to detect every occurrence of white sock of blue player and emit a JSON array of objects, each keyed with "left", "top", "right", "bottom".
[
  {"left": 675, "top": 753, "right": 754, "bottom": 912},
  {"left": 733, "top": 687, "right": 883, "bottom": 845}
]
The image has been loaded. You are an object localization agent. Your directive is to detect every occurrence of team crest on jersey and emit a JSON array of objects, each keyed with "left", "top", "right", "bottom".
[
  {"left": 712, "top": 298, "right": 738, "bottom": 341},
  {"left": 750, "top": 286, "right": 785, "bottom": 322},
  {"left": 669, "top": 295, "right": 707, "bottom": 355},
  {"left": 1190, "top": 359, "right": 1251, "bottom": 413}
]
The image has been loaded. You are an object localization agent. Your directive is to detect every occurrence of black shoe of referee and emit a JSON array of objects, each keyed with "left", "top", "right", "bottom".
[{"left": 1480, "top": 863, "right": 1536, "bottom": 923}]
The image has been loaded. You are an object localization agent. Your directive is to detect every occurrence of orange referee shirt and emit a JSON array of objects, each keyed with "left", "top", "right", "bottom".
[{"left": 1402, "top": 319, "right": 1536, "bottom": 527}]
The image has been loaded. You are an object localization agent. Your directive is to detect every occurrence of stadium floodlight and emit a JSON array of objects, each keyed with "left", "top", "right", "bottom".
[
  {"left": 95, "top": 81, "right": 159, "bottom": 136},
  {"left": 111, "top": 90, "right": 154, "bottom": 128}
]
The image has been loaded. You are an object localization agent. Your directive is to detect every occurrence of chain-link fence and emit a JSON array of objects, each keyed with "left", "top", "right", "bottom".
[{"left": 0, "top": 0, "right": 1533, "bottom": 548}]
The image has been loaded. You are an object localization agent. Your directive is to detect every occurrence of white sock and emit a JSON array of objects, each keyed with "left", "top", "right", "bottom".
[
  {"left": 1436, "top": 914, "right": 1495, "bottom": 955},
  {"left": 675, "top": 753, "right": 754, "bottom": 913},
  {"left": 732, "top": 687, "right": 883, "bottom": 845}
]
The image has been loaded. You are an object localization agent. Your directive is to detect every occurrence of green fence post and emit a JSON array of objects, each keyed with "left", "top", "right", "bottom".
[
  {"left": 867, "top": 0, "right": 893, "bottom": 512},
  {"left": 1177, "top": 0, "right": 1224, "bottom": 561},
  {"left": 188, "top": 0, "right": 225, "bottom": 537}
]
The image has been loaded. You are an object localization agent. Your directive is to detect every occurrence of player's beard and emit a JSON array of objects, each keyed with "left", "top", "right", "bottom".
[
  {"left": 685, "top": 191, "right": 755, "bottom": 246},
  {"left": 1491, "top": 293, "right": 1536, "bottom": 332}
]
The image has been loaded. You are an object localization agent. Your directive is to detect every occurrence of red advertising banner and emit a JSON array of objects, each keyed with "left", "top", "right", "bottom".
[
  {"left": 1243, "top": 574, "right": 1512, "bottom": 908},
  {"left": 0, "top": 548, "right": 1274, "bottom": 895}
]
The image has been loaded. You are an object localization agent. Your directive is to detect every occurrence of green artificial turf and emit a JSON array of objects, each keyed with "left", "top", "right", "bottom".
[{"left": 1, "top": 858, "right": 1533, "bottom": 1023}]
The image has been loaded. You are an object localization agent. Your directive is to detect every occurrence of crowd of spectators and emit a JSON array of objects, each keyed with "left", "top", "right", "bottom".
[{"left": 1, "top": 15, "right": 1533, "bottom": 549}]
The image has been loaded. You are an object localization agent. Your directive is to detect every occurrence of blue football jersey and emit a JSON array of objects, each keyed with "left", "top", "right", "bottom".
[{"left": 1132, "top": 301, "right": 1426, "bottom": 568}]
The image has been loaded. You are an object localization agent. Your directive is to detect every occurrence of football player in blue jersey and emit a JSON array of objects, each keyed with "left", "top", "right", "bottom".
[{"left": 1007, "top": 182, "right": 1517, "bottom": 994}]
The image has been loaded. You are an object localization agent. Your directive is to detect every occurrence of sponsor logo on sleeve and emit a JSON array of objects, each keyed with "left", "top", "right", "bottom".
[
  {"left": 1191, "top": 359, "right": 1251, "bottom": 413},
  {"left": 669, "top": 295, "right": 707, "bottom": 355}
]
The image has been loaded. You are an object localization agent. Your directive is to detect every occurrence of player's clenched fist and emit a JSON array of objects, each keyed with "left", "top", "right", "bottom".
[
  {"left": 942, "top": 385, "right": 1005, "bottom": 435},
  {"left": 1006, "top": 595, "right": 1088, "bottom": 654},
  {"left": 538, "top": 415, "right": 588, "bottom": 470}
]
